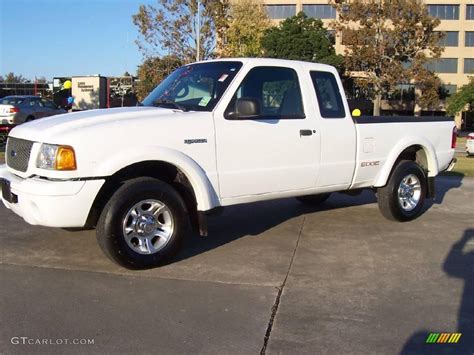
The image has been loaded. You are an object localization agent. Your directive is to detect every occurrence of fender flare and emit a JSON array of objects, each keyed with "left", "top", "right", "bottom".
[
  {"left": 373, "top": 136, "right": 439, "bottom": 187},
  {"left": 94, "top": 146, "right": 220, "bottom": 211}
]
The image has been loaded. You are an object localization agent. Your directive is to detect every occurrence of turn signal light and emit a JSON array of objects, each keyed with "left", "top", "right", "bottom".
[
  {"left": 56, "top": 146, "right": 77, "bottom": 170},
  {"left": 9, "top": 107, "right": 19, "bottom": 113}
]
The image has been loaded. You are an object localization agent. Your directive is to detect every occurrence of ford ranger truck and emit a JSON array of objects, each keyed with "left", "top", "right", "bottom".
[{"left": 0, "top": 58, "right": 456, "bottom": 269}]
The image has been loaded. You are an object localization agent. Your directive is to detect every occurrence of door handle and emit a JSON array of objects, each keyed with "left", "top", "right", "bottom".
[{"left": 300, "top": 129, "right": 313, "bottom": 137}]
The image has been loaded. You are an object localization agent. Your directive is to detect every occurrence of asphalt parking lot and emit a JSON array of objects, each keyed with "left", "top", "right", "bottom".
[{"left": 0, "top": 174, "right": 473, "bottom": 354}]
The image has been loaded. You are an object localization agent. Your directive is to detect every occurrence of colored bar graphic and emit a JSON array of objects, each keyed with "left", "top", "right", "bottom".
[
  {"left": 426, "top": 332, "right": 462, "bottom": 344},
  {"left": 448, "top": 333, "right": 462, "bottom": 343},
  {"left": 426, "top": 333, "right": 439, "bottom": 343},
  {"left": 438, "top": 333, "right": 449, "bottom": 343}
]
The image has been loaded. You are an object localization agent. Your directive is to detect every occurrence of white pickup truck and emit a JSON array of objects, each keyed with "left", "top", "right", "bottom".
[{"left": 0, "top": 58, "right": 456, "bottom": 269}]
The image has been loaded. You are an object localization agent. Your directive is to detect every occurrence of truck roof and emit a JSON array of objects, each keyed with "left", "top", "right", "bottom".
[{"left": 195, "top": 57, "right": 338, "bottom": 73}]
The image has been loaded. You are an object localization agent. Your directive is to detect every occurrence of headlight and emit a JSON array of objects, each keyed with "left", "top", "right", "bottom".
[{"left": 36, "top": 144, "right": 77, "bottom": 171}]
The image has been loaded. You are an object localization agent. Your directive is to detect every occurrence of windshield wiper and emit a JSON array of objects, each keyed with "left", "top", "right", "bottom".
[{"left": 152, "top": 99, "right": 188, "bottom": 112}]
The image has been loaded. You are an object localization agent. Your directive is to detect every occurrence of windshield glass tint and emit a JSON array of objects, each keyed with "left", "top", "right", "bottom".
[
  {"left": 0, "top": 97, "right": 24, "bottom": 106},
  {"left": 142, "top": 61, "right": 243, "bottom": 112}
]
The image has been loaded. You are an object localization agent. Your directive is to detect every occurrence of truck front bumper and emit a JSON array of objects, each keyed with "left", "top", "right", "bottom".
[{"left": 0, "top": 164, "right": 105, "bottom": 228}]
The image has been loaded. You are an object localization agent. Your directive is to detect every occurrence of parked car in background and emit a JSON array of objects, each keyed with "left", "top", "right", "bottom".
[
  {"left": 0, "top": 96, "right": 66, "bottom": 125},
  {"left": 467, "top": 133, "right": 474, "bottom": 156}
]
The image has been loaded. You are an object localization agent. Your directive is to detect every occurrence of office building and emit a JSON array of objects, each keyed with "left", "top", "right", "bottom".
[{"left": 263, "top": 0, "right": 474, "bottom": 125}]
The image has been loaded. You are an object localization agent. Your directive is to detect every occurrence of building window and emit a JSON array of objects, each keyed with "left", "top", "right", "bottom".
[
  {"left": 425, "top": 58, "right": 458, "bottom": 73},
  {"left": 327, "top": 30, "right": 336, "bottom": 45},
  {"left": 465, "top": 59, "right": 474, "bottom": 74},
  {"left": 302, "top": 4, "right": 336, "bottom": 19},
  {"left": 265, "top": 5, "right": 296, "bottom": 19},
  {"left": 467, "top": 5, "right": 474, "bottom": 20},
  {"left": 383, "top": 84, "right": 415, "bottom": 101},
  {"left": 438, "top": 31, "right": 458, "bottom": 46},
  {"left": 427, "top": 5, "right": 459, "bottom": 20},
  {"left": 466, "top": 32, "right": 474, "bottom": 47},
  {"left": 439, "top": 84, "right": 457, "bottom": 99}
]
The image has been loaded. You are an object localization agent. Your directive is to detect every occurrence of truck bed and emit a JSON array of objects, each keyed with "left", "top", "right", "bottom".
[{"left": 351, "top": 116, "right": 455, "bottom": 189}]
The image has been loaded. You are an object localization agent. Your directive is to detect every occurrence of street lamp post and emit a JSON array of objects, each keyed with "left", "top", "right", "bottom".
[{"left": 196, "top": 0, "right": 200, "bottom": 62}]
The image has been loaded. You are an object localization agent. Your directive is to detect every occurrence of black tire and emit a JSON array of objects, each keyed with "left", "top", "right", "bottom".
[
  {"left": 96, "top": 177, "right": 189, "bottom": 269},
  {"left": 25, "top": 116, "right": 35, "bottom": 122},
  {"left": 296, "top": 193, "right": 331, "bottom": 205},
  {"left": 377, "top": 160, "right": 427, "bottom": 222}
]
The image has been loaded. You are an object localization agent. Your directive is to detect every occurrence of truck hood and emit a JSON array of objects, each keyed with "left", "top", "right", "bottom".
[{"left": 9, "top": 106, "right": 179, "bottom": 142}]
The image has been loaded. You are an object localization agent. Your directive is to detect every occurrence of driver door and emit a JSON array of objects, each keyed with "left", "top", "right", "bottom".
[{"left": 214, "top": 65, "right": 321, "bottom": 199}]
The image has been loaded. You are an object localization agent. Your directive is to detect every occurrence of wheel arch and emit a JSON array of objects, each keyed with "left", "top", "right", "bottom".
[
  {"left": 85, "top": 149, "right": 220, "bottom": 229},
  {"left": 374, "top": 138, "right": 438, "bottom": 187}
]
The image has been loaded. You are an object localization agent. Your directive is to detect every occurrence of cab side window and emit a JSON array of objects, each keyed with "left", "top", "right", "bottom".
[
  {"left": 225, "top": 66, "right": 305, "bottom": 120},
  {"left": 310, "top": 71, "right": 345, "bottom": 119}
]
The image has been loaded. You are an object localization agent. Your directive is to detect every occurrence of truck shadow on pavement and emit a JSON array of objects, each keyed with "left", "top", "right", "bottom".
[
  {"left": 174, "top": 175, "right": 462, "bottom": 264},
  {"left": 401, "top": 229, "right": 474, "bottom": 354},
  {"left": 432, "top": 175, "right": 464, "bottom": 205},
  {"left": 173, "top": 190, "right": 378, "bottom": 263}
]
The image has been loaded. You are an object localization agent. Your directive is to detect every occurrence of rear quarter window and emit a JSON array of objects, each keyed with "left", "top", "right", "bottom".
[{"left": 310, "top": 71, "right": 345, "bottom": 119}]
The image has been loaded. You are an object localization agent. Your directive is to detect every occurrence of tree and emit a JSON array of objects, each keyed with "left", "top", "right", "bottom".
[
  {"left": 446, "top": 77, "right": 474, "bottom": 117},
  {"left": 135, "top": 56, "right": 182, "bottom": 101},
  {"left": 219, "top": 0, "right": 270, "bottom": 58},
  {"left": 3, "top": 72, "right": 29, "bottom": 83},
  {"left": 261, "top": 12, "right": 344, "bottom": 71},
  {"left": 330, "top": 0, "right": 444, "bottom": 115},
  {"left": 132, "top": 0, "right": 230, "bottom": 63}
]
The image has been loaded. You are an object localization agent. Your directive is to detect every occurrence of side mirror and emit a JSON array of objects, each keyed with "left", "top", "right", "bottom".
[{"left": 230, "top": 97, "right": 261, "bottom": 119}]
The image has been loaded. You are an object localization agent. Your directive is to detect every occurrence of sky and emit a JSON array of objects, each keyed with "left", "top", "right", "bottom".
[{"left": 0, "top": 0, "right": 157, "bottom": 80}]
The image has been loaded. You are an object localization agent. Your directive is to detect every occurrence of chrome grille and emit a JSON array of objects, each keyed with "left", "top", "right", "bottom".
[{"left": 6, "top": 137, "right": 34, "bottom": 172}]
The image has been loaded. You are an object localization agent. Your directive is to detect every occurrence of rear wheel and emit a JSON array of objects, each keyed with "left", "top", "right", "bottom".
[
  {"left": 96, "top": 177, "right": 189, "bottom": 269},
  {"left": 377, "top": 160, "right": 427, "bottom": 222},
  {"left": 296, "top": 193, "right": 331, "bottom": 205},
  {"left": 25, "top": 116, "right": 35, "bottom": 122}
]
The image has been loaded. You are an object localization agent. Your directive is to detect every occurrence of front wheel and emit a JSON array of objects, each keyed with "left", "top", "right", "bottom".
[
  {"left": 377, "top": 160, "right": 427, "bottom": 222},
  {"left": 96, "top": 177, "right": 189, "bottom": 269}
]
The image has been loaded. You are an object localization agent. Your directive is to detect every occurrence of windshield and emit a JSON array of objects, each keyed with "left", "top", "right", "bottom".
[
  {"left": 142, "top": 61, "right": 243, "bottom": 112},
  {"left": 0, "top": 97, "right": 24, "bottom": 106}
]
